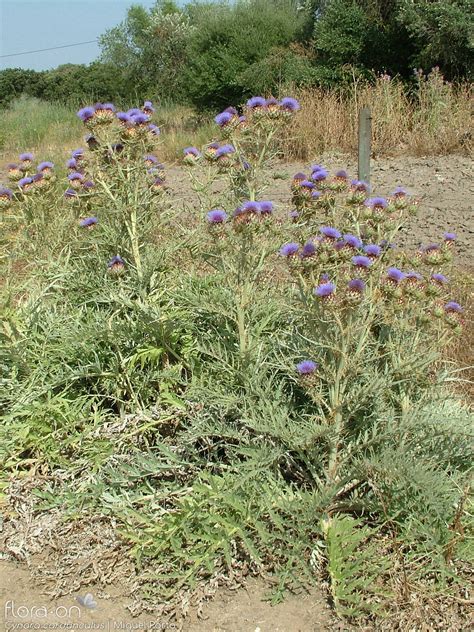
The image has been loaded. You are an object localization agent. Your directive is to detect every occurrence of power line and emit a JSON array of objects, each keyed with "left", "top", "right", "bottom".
[{"left": 0, "top": 40, "right": 98, "bottom": 59}]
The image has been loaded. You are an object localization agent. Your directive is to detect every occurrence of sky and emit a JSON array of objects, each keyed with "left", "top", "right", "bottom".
[{"left": 0, "top": 0, "right": 159, "bottom": 71}]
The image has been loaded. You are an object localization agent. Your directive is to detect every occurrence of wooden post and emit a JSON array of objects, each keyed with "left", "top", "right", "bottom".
[{"left": 358, "top": 107, "right": 371, "bottom": 185}]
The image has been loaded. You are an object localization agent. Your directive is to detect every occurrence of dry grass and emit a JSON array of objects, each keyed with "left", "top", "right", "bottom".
[
  {"left": 447, "top": 267, "right": 474, "bottom": 402},
  {"left": 285, "top": 70, "right": 473, "bottom": 160}
]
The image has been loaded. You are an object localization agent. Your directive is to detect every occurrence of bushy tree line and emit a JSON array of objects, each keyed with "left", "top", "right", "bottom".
[{"left": 0, "top": 0, "right": 472, "bottom": 109}]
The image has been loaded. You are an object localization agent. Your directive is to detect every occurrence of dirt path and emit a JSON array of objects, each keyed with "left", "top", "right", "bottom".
[{"left": 0, "top": 559, "right": 334, "bottom": 632}]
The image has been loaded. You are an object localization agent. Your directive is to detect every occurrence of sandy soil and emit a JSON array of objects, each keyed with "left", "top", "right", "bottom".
[{"left": 0, "top": 559, "right": 335, "bottom": 632}]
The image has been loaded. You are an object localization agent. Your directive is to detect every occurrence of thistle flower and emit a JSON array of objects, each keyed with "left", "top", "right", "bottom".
[
  {"left": 83, "top": 180, "right": 95, "bottom": 189},
  {"left": 130, "top": 112, "right": 150, "bottom": 126},
  {"left": 320, "top": 273, "right": 330, "bottom": 283},
  {"left": 279, "top": 97, "right": 300, "bottom": 112},
  {"left": 279, "top": 242, "right": 300, "bottom": 257},
  {"left": 246, "top": 96, "right": 266, "bottom": 109},
  {"left": 144, "top": 154, "right": 159, "bottom": 166},
  {"left": 117, "top": 112, "right": 131, "bottom": 125},
  {"left": 67, "top": 158, "right": 78, "bottom": 170},
  {"left": 265, "top": 97, "right": 279, "bottom": 110},
  {"left": 207, "top": 209, "right": 228, "bottom": 224},
  {"left": 77, "top": 106, "right": 95, "bottom": 122},
  {"left": 215, "top": 144, "right": 235, "bottom": 158},
  {"left": 343, "top": 234, "right": 362, "bottom": 249},
  {"left": 319, "top": 226, "right": 341, "bottom": 241},
  {"left": 351, "top": 255, "right": 372, "bottom": 269},
  {"left": 18, "top": 176, "right": 33, "bottom": 191},
  {"left": 64, "top": 188, "right": 78, "bottom": 200},
  {"left": 350, "top": 179, "right": 370, "bottom": 193},
  {"left": 301, "top": 241, "right": 317, "bottom": 258},
  {"left": 79, "top": 216, "right": 98, "bottom": 228},
  {"left": 7, "top": 163, "right": 21, "bottom": 178},
  {"left": 68, "top": 172, "right": 84, "bottom": 188},
  {"left": 259, "top": 201, "right": 273, "bottom": 215},
  {"left": 386, "top": 267, "right": 405, "bottom": 284},
  {"left": 203, "top": 142, "right": 220, "bottom": 160},
  {"left": 72, "top": 149, "right": 84, "bottom": 161},
  {"left": 311, "top": 190, "right": 322, "bottom": 200},
  {"left": 151, "top": 177, "right": 165, "bottom": 191},
  {"left": 292, "top": 172, "right": 306, "bottom": 184},
  {"left": 143, "top": 100, "right": 155, "bottom": 114},
  {"left": 37, "top": 161, "right": 54, "bottom": 173},
  {"left": 234, "top": 201, "right": 261, "bottom": 221},
  {"left": 363, "top": 244, "right": 381, "bottom": 258},
  {"left": 296, "top": 360, "right": 318, "bottom": 375},
  {"left": 335, "top": 170, "right": 348, "bottom": 180},
  {"left": 431, "top": 273, "right": 449, "bottom": 285},
  {"left": 127, "top": 108, "right": 142, "bottom": 117},
  {"left": 300, "top": 180, "right": 315, "bottom": 189},
  {"left": 443, "top": 232, "right": 456, "bottom": 243},
  {"left": 406, "top": 271, "right": 423, "bottom": 282},
  {"left": 314, "top": 282, "right": 336, "bottom": 298},
  {"left": 224, "top": 106, "right": 238, "bottom": 115},
  {"left": 107, "top": 255, "right": 125, "bottom": 274},
  {"left": 444, "top": 301, "right": 463, "bottom": 313},
  {"left": 289, "top": 210, "right": 299, "bottom": 221},
  {"left": 347, "top": 278, "right": 366, "bottom": 294},
  {"left": 183, "top": 146, "right": 202, "bottom": 165},
  {"left": 391, "top": 186, "right": 408, "bottom": 197},
  {"left": 0, "top": 187, "right": 13, "bottom": 206},
  {"left": 32, "top": 173, "right": 46, "bottom": 188},
  {"left": 215, "top": 111, "right": 234, "bottom": 127},
  {"left": 364, "top": 197, "right": 388, "bottom": 210},
  {"left": 311, "top": 169, "right": 328, "bottom": 182},
  {"left": 19, "top": 152, "right": 34, "bottom": 163},
  {"left": 148, "top": 123, "right": 160, "bottom": 136}
]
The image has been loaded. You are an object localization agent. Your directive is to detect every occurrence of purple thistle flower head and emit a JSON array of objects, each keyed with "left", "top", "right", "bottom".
[
  {"left": 207, "top": 209, "right": 228, "bottom": 224},
  {"left": 265, "top": 97, "right": 278, "bottom": 108},
  {"left": 431, "top": 273, "right": 449, "bottom": 284},
  {"left": 143, "top": 100, "right": 155, "bottom": 113},
  {"left": 296, "top": 360, "right": 318, "bottom": 375},
  {"left": 300, "top": 180, "right": 315, "bottom": 189},
  {"left": 279, "top": 97, "right": 300, "bottom": 111},
  {"left": 320, "top": 226, "right": 341, "bottom": 240},
  {"left": 311, "top": 190, "right": 322, "bottom": 200},
  {"left": 108, "top": 255, "right": 125, "bottom": 269},
  {"left": 7, "top": 163, "right": 19, "bottom": 171},
  {"left": 37, "top": 161, "right": 54, "bottom": 172},
  {"left": 351, "top": 255, "right": 372, "bottom": 268},
  {"left": 18, "top": 176, "right": 33, "bottom": 188},
  {"left": 215, "top": 144, "right": 235, "bottom": 158},
  {"left": 117, "top": 112, "right": 131, "bottom": 124},
  {"left": 68, "top": 172, "right": 84, "bottom": 182},
  {"left": 130, "top": 112, "right": 150, "bottom": 125},
  {"left": 242, "top": 160, "right": 251, "bottom": 170},
  {"left": 335, "top": 169, "right": 348, "bottom": 179},
  {"left": 351, "top": 179, "right": 370, "bottom": 193},
  {"left": 127, "top": 108, "right": 142, "bottom": 117},
  {"left": 98, "top": 102, "right": 115, "bottom": 112},
  {"left": 348, "top": 278, "right": 366, "bottom": 293},
  {"left": 83, "top": 180, "right": 95, "bottom": 189},
  {"left": 224, "top": 106, "right": 238, "bottom": 115},
  {"left": 246, "top": 96, "right": 266, "bottom": 109},
  {"left": 320, "top": 273, "right": 330, "bottom": 282},
  {"left": 301, "top": 241, "right": 317, "bottom": 258},
  {"left": 241, "top": 201, "right": 261, "bottom": 214},
  {"left": 148, "top": 123, "right": 160, "bottom": 135},
  {"left": 314, "top": 282, "right": 336, "bottom": 297},
  {"left": 365, "top": 197, "right": 388, "bottom": 210},
  {"left": 259, "top": 200, "right": 273, "bottom": 215},
  {"left": 364, "top": 244, "right": 381, "bottom": 257},
  {"left": 386, "top": 267, "right": 405, "bottom": 283},
  {"left": 77, "top": 106, "right": 95, "bottom": 122},
  {"left": 292, "top": 172, "right": 306, "bottom": 182},
  {"left": 391, "top": 186, "right": 408, "bottom": 197},
  {"left": 71, "top": 149, "right": 84, "bottom": 160},
  {"left": 311, "top": 169, "right": 328, "bottom": 182},
  {"left": 64, "top": 188, "right": 77, "bottom": 199},
  {"left": 343, "top": 234, "right": 362, "bottom": 249},
  {"left": 183, "top": 146, "right": 201, "bottom": 158},
  {"left": 215, "top": 111, "right": 234, "bottom": 127},
  {"left": 279, "top": 242, "right": 300, "bottom": 257},
  {"left": 406, "top": 271, "right": 423, "bottom": 281},
  {"left": 444, "top": 232, "right": 456, "bottom": 242},
  {"left": 0, "top": 187, "right": 13, "bottom": 199},
  {"left": 19, "top": 152, "right": 34, "bottom": 162},
  {"left": 32, "top": 173, "right": 43, "bottom": 183},
  {"left": 239, "top": 115, "right": 247, "bottom": 124},
  {"left": 144, "top": 154, "right": 159, "bottom": 164},
  {"left": 79, "top": 217, "right": 98, "bottom": 227},
  {"left": 444, "top": 301, "right": 463, "bottom": 313}
]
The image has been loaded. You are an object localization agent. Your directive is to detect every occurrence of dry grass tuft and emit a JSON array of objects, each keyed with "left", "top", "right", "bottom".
[{"left": 285, "top": 70, "right": 473, "bottom": 160}]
